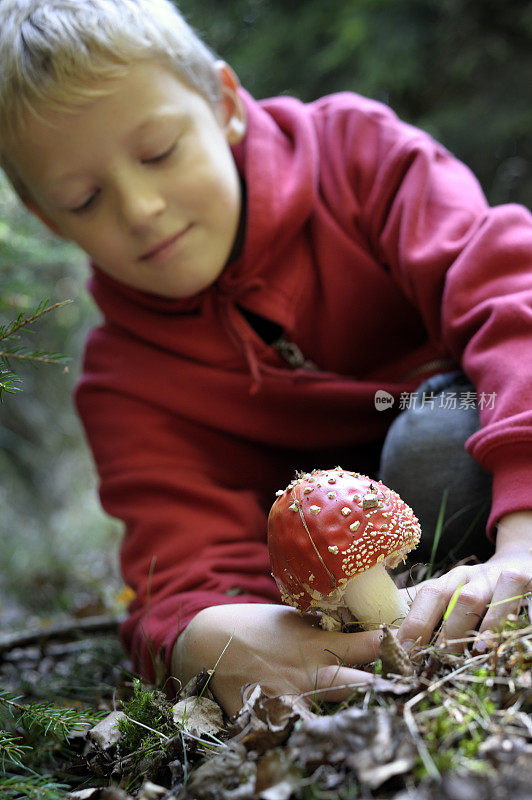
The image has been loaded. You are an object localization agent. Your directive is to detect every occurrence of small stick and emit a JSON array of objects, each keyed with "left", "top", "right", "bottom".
[{"left": 0, "top": 613, "right": 126, "bottom": 658}]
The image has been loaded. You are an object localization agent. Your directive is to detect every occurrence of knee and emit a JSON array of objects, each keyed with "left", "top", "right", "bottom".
[
  {"left": 378, "top": 373, "right": 493, "bottom": 561},
  {"left": 379, "top": 373, "right": 484, "bottom": 485}
]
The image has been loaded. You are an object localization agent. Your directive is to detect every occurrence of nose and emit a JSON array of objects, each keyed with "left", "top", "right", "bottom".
[{"left": 115, "top": 171, "right": 166, "bottom": 231}]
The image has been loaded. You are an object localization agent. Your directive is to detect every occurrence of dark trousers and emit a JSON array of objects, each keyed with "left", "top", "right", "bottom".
[{"left": 378, "top": 372, "right": 494, "bottom": 568}]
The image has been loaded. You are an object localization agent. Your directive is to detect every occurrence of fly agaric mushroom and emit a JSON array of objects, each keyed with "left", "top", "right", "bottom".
[{"left": 267, "top": 467, "right": 421, "bottom": 631}]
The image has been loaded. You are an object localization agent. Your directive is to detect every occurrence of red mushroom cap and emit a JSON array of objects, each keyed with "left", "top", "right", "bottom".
[{"left": 267, "top": 467, "right": 421, "bottom": 613}]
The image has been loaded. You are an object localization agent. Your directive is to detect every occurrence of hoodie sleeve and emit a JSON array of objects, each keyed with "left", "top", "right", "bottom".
[
  {"left": 75, "top": 344, "right": 280, "bottom": 682},
  {"left": 336, "top": 96, "right": 532, "bottom": 535}
]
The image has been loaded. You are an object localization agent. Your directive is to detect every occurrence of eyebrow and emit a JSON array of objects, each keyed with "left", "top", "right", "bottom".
[
  {"left": 131, "top": 110, "right": 187, "bottom": 138},
  {"left": 50, "top": 111, "right": 187, "bottom": 188}
]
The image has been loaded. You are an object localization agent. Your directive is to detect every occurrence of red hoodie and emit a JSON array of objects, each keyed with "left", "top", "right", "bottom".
[{"left": 75, "top": 89, "right": 532, "bottom": 681}]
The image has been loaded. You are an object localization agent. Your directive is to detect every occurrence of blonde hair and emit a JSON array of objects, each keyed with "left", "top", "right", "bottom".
[{"left": 0, "top": 0, "right": 221, "bottom": 150}]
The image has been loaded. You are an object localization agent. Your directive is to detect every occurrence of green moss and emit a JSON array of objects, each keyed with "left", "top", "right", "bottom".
[
  {"left": 415, "top": 666, "right": 499, "bottom": 779},
  {"left": 118, "top": 679, "right": 173, "bottom": 753}
]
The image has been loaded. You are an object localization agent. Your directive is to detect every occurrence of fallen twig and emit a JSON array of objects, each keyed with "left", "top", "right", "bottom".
[{"left": 0, "top": 613, "right": 126, "bottom": 658}]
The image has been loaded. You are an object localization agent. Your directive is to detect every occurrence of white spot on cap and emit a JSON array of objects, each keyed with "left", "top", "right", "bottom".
[
  {"left": 289, "top": 502, "right": 299, "bottom": 512},
  {"left": 341, "top": 507, "right": 351, "bottom": 516},
  {"left": 350, "top": 521, "right": 361, "bottom": 532},
  {"left": 328, "top": 492, "right": 336, "bottom": 499},
  {"left": 310, "top": 505, "right": 321, "bottom": 514},
  {"left": 328, "top": 545, "right": 339, "bottom": 554},
  {"left": 362, "top": 493, "right": 378, "bottom": 508}
]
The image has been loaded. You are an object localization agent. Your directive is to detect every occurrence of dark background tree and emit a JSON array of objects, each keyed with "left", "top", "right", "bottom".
[{"left": 0, "top": 0, "right": 530, "bottom": 623}]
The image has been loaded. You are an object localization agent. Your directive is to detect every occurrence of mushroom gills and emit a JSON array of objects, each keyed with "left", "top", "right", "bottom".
[{"left": 342, "top": 563, "right": 409, "bottom": 630}]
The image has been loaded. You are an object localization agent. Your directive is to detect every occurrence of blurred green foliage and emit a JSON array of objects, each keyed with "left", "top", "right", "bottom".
[
  {"left": 180, "top": 0, "right": 532, "bottom": 205},
  {"left": 0, "top": 0, "right": 530, "bottom": 621},
  {"left": 0, "top": 175, "right": 122, "bottom": 622}
]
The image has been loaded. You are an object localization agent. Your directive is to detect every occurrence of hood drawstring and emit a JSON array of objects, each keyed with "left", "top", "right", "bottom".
[
  {"left": 216, "top": 275, "right": 267, "bottom": 395},
  {"left": 242, "top": 337, "right": 263, "bottom": 396}
]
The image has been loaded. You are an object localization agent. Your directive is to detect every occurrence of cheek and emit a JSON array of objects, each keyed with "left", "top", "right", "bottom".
[
  {"left": 69, "top": 219, "right": 119, "bottom": 262},
  {"left": 176, "top": 144, "right": 239, "bottom": 219}
]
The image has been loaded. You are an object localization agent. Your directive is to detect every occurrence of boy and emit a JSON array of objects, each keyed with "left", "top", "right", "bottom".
[{"left": 1, "top": 0, "right": 531, "bottom": 717}]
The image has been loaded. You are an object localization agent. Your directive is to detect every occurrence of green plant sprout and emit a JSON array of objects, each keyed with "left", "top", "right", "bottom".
[
  {"left": 413, "top": 666, "right": 498, "bottom": 780},
  {"left": 409, "top": 607, "right": 531, "bottom": 780},
  {"left": 443, "top": 581, "right": 466, "bottom": 621},
  {"left": 426, "top": 488, "right": 448, "bottom": 579}
]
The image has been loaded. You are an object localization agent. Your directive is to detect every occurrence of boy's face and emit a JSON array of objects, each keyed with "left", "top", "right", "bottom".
[{"left": 8, "top": 60, "right": 245, "bottom": 298}]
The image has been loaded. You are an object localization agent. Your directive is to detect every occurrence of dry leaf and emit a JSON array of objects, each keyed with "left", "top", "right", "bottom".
[
  {"left": 178, "top": 668, "right": 215, "bottom": 700},
  {"left": 183, "top": 742, "right": 256, "bottom": 799},
  {"left": 288, "top": 705, "right": 416, "bottom": 790},
  {"left": 255, "top": 748, "right": 301, "bottom": 800},
  {"left": 228, "top": 685, "right": 299, "bottom": 754},
  {"left": 86, "top": 711, "right": 127, "bottom": 751},
  {"left": 172, "top": 695, "right": 224, "bottom": 737},
  {"left": 380, "top": 625, "right": 414, "bottom": 676},
  {"left": 68, "top": 789, "right": 133, "bottom": 800},
  {"left": 137, "top": 781, "right": 168, "bottom": 800}
]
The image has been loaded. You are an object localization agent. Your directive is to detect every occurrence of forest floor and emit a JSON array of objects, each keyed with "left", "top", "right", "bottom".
[{"left": 1, "top": 573, "right": 531, "bottom": 800}]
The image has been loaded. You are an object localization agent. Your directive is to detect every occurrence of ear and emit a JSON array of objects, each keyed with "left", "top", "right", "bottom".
[
  {"left": 22, "top": 198, "right": 67, "bottom": 238},
  {"left": 214, "top": 61, "right": 247, "bottom": 145}
]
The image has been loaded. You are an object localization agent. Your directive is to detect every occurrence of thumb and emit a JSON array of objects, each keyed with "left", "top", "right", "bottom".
[{"left": 318, "top": 627, "right": 383, "bottom": 666}]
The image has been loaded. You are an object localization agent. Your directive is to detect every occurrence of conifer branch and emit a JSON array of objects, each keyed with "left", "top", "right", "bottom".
[
  {"left": 0, "top": 773, "right": 68, "bottom": 800},
  {"left": 0, "top": 299, "right": 71, "bottom": 343},
  {"left": 0, "top": 298, "right": 72, "bottom": 399},
  {"left": 0, "top": 689, "right": 98, "bottom": 738},
  {"left": 1, "top": 690, "right": 101, "bottom": 734},
  {"left": 0, "top": 730, "right": 31, "bottom": 769},
  {"left": 0, "top": 348, "right": 69, "bottom": 366},
  {"left": 0, "top": 688, "right": 102, "bottom": 799}
]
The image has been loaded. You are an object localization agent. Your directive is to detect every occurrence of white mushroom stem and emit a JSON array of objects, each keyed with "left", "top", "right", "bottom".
[{"left": 342, "top": 563, "right": 409, "bottom": 630}]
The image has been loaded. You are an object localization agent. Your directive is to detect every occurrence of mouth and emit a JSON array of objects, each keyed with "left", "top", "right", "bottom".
[{"left": 139, "top": 225, "right": 193, "bottom": 262}]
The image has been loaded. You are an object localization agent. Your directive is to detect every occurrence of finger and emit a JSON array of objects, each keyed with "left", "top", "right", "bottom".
[
  {"left": 317, "top": 628, "right": 382, "bottom": 667},
  {"left": 478, "top": 571, "right": 531, "bottom": 637},
  {"left": 300, "top": 664, "right": 395, "bottom": 707},
  {"left": 396, "top": 581, "right": 455, "bottom": 649},
  {"left": 436, "top": 584, "right": 489, "bottom": 651},
  {"left": 399, "top": 584, "right": 420, "bottom": 605}
]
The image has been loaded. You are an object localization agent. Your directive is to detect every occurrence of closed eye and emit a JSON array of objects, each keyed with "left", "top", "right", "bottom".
[
  {"left": 71, "top": 190, "right": 99, "bottom": 214},
  {"left": 143, "top": 143, "right": 176, "bottom": 164}
]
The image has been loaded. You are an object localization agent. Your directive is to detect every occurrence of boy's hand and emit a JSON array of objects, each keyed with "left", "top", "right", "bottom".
[
  {"left": 397, "top": 510, "right": 532, "bottom": 651},
  {"left": 171, "top": 603, "right": 387, "bottom": 717}
]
